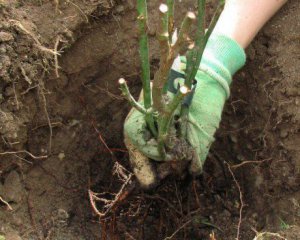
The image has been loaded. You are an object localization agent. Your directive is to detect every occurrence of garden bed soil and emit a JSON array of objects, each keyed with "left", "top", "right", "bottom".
[{"left": 0, "top": 0, "right": 299, "bottom": 239}]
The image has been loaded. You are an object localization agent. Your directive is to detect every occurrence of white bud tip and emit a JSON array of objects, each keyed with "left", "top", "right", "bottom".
[
  {"left": 180, "top": 86, "right": 189, "bottom": 94},
  {"left": 188, "top": 43, "right": 195, "bottom": 50},
  {"left": 118, "top": 78, "right": 126, "bottom": 84},
  {"left": 187, "top": 12, "right": 196, "bottom": 20},
  {"left": 161, "top": 32, "right": 169, "bottom": 38},
  {"left": 159, "top": 4, "right": 168, "bottom": 13}
]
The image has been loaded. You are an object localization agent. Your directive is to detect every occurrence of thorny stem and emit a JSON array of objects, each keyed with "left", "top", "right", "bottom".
[
  {"left": 186, "top": 0, "right": 225, "bottom": 86},
  {"left": 158, "top": 4, "right": 170, "bottom": 67},
  {"left": 167, "top": 0, "right": 175, "bottom": 41},
  {"left": 180, "top": 0, "right": 224, "bottom": 137},
  {"left": 152, "top": 10, "right": 195, "bottom": 114},
  {"left": 152, "top": 4, "right": 170, "bottom": 113},
  {"left": 137, "top": 0, "right": 157, "bottom": 136},
  {"left": 172, "top": 12, "right": 196, "bottom": 57}
]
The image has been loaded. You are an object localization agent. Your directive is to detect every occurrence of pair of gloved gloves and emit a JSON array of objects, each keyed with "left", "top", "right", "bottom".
[{"left": 124, "top": 34, "right": 246, "bottom": 188}]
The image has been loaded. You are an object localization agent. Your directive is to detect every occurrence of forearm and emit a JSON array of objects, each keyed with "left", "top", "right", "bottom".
[{"left": 213, "top": 0, "right": 288, "bottom": 48}]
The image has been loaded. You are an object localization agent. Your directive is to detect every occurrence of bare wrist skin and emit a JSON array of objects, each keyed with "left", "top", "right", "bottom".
[{"left": 213, "top": 0, "right": 288, "bottom": 48}]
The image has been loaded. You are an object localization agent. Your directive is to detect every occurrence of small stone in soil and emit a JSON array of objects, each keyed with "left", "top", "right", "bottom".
[
  {"left": 0, "top": 32, "right": 14, "bottom": 42},
  {"left": 280, "top": 128, "right": 289, "bottom": 138},
  {"left": 1, "top": 171, "right": 24, "bottom": 203}
]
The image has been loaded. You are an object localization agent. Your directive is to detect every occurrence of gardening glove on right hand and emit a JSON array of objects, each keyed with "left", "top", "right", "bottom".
[
  {"left": 124, "top": 34, "right": 246, "bottom": 188},
  {"left": 179, "top": 34, "right": 246, "bottom": 175}
]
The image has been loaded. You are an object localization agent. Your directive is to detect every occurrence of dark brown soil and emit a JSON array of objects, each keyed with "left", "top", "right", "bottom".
[{"left": 0, "top": 0, "right": 299, "bottom": 239}]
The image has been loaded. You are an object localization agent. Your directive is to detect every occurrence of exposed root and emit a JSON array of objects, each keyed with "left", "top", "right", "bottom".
[
  {"left": 79, "top": 95, "right": 122, "bottom": 156},
  {"left": 32, "top": 122, "right": 63, "bottom": 131},
  {"left": 21, "top": 84, "right": 39, "bottom": 95},
  {"left": 0, "top": 196, "right": 13, "bottom": 211},
  {"left": 125, "top": 231, "right": 137, "bottom": 240},
  {"left": 11, "top": 19, "right": 64, "bottom": 80},
  {"left": 226, "top": 162, "right": 244, "bottom": 240},
  {"left": 12, "top": 81, "right": 19, "bottom": 110},
  {"left": 0, "top": 150, "right": 47, "bottom": 159},
  {"left": 54, "top": 36, "right": 61, "bottom": 78},
  {"left": 19, "top": 65, "right": 33, "bottom": 85},
  {"left": 113, "top": 162, "right": 131, "bottom": 182},
  {"left": 66, "top": 0, "right": 89, "bottom": 23},
  {"left": 94, "top": 84, "right": 123, "bottom": 100},
  {"left": 10, "top": 20, "right": 41, "bottom": 46},
  {"left": 231, "top": 158, "right": 272, "bottom": 169},
  {"left": 54, "top": 0, "right": 60, "bottom": 13},
  {"left": 253, "top": 231, "right": 287, "bottom": 240},
  {"left": 13, "top": 154, "right": 33, "bottom": 164},
  {"left": 89, "top": 165, "right": 135, "bottom": 218},
  {"left": 10, "top": 20, "right": 61, "bottom": 56},
  {"left": 38, "top": 85, "right": 53, "bottom": 154},
  {"left": 143, "top": 194, "right": 182, "bottom": 216},
  {"left": 82, "top": 83, "right": 123, "bottom": 100},
  {"left": 163, "top": 220, "right": 191, "bottom": 240}
]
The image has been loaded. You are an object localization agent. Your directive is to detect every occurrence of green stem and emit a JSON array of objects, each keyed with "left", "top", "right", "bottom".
[
  {"left": 185, "top": 0, "right": 206, "bottom": 88},
  {"left": 203, "top": 1, "right": 225, "bottom": 46},
  {"left": 119, "top": 78, "right": 157, "bottom": 136},
  {"left": 180, "top": 0, "right": 206, "bottom": 137},
  {"left": 157, "top": 86, "right": 189, "bottom": 158},
  {"left": 137, "top": 0, "right": 151, "bottom": 109},
  {"left": 119, "top": 78, "right": 147, "bottom": 114},
  {"left": 185, "top": 0, "right": 225, "bottom": 87},
  {"left": 167, "top": 86, "right": 189, "bottom": 117},
  {"left": 137, "top": 0, "right": 157, "bottom": 136},
  {"left": 146, "top": 113, "right": 158, "bottom": 137}
]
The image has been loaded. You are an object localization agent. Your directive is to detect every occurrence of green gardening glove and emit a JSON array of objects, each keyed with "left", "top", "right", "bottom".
[{"left": 124, "top": 34, "right": 246, "bottom": 186}]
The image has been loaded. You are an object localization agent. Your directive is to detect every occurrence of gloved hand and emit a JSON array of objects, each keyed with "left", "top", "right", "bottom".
[{"left": 124, "top": 34, "right": 246, "bottom": 188}]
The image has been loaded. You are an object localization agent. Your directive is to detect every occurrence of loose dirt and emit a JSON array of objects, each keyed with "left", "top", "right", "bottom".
[{"left": 0, "top": 0, "right": 299, "bottom": 239}]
